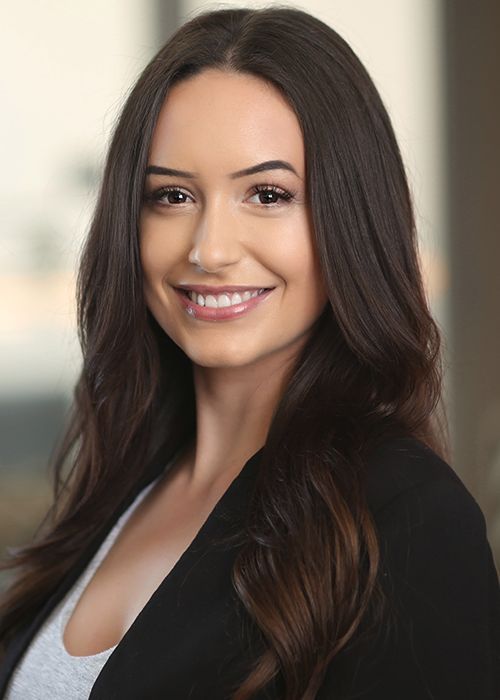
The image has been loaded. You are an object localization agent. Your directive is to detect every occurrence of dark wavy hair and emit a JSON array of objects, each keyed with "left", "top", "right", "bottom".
[{"left": 0, "top": 6, "right": 449, "bottom": 699}]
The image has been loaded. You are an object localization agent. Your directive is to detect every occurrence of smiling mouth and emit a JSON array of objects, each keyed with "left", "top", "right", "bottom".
[
  {"left": 174, "top": 286, "right": 275, "bottom": 321},
  {"left": 177, "top": 287, "right": 273, "bottom": 304}
]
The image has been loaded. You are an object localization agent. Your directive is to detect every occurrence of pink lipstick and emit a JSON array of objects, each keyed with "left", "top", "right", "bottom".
[{"left": 174, "top": 287, "right": 275, "bottom": 321}]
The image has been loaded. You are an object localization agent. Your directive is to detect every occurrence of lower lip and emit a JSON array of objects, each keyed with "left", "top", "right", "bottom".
[{"left": 174, "top": 288, "right": 275, "bottom": 321}]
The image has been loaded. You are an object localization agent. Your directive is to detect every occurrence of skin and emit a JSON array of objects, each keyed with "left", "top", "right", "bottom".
[{"left": 139, "top": 68, "right": 329, "bottom": 493}]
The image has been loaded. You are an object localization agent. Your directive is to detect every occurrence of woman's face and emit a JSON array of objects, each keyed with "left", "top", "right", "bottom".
[{"left": 139, "top": 68, "right": 328, "bottom": 370}]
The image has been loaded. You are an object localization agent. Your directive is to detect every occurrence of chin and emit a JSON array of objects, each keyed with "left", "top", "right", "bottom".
[{"left": 188, "top": 351, "right": 257, "bottom": 369}]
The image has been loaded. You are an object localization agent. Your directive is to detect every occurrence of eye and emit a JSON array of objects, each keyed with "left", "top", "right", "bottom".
[
  {"left": 248, "top": 184, "right": 295, "bottom": 206},
  {"left": 144, "top": 185, "right": 194, "bottom": 206}
]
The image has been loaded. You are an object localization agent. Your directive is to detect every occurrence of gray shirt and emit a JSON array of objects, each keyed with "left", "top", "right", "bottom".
[{"left": 5, "top": 474, "right": 161, "bottom": 699}]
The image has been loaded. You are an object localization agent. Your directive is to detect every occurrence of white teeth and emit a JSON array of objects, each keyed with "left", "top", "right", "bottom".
[
  {"left": 205, "top": 294, "right": 222, "bottom": 308},
  {"left": 214, "top": 294, "right": 231, "bottom": 308},
  {"left": 186, "top": 289, "right": 266, "bottom": 308}
]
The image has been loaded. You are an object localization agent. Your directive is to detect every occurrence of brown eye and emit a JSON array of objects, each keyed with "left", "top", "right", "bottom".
[
  {"left": 164, "top": 189, "right": 188, "bottom": 204},
  {"left": 248, "top": 184, "right": 295, "bottom": 206},
  {"left": 144, "top": 186, "right": 193, "bottom": 206}
]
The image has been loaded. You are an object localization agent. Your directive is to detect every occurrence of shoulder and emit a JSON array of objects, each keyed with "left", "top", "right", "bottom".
[
  {"left": 361, "top": 435, "right": 494, "bottom": 584},
  {"left": 365, "top": 437, "right": 487, "bottom": 553},
  {"left": 364, "top": 437, "right": 499, "bottom": 677},
  {"left": 361, "top": 436, "right": 500, "bottom": 651},
  {"left": 320, "top": 436, "right": 500, "bottom": 698},
  {"left": 359, "top": 435, "right": 495, "bottom": 581},
  {"left": 363, "top": 435, "right": 483, "bottom": 528}
]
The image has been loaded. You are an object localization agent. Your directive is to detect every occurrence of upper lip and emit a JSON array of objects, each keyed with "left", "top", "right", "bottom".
[{"left": 175, "top": 284, "right": 274, "bottom": 295}]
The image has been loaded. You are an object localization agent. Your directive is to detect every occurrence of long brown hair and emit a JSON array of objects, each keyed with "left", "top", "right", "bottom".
[{"left": 0, "top": 6, "right": 449, "bottom": 698}]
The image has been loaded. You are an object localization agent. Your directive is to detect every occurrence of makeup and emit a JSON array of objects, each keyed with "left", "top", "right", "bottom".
[{"left": 174, "top": 287, "right": 275, "bottom": 321}]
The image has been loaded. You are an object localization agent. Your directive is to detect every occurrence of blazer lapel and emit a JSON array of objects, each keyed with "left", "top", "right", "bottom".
[
  {"left": 0, "top": 445, "right": 267, "bottom": 699},
  {"left": 88, "top": 446, "right": 266, "bottom": 699}
]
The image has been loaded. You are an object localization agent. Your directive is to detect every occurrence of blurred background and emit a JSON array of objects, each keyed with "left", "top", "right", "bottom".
[{"left": 1, "top": 0, "right": 499, "bottom": 588}]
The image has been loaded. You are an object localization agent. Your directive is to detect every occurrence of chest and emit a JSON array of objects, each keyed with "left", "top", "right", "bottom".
[{"left": 62, "top": 467, "right": 232, "bottom": 657}]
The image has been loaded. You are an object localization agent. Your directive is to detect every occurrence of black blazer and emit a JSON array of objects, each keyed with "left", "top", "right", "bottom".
[{"left": 1, "top": 436, "right": 499, "bottom": 699}]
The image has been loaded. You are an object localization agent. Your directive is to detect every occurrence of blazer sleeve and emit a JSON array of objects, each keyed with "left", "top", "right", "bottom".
[{"left": 316, "top": 477, "right": 500, "bottom": 699}]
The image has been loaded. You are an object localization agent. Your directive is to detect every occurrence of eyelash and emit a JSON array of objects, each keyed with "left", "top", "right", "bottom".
[{"left": 144, "top": 183, "right": 296, "bottom": 208}]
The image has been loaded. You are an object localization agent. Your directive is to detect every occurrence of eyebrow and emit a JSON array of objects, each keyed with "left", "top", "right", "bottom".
[{"left": 145, "top": 159, "right": 300, "bottom": 179}]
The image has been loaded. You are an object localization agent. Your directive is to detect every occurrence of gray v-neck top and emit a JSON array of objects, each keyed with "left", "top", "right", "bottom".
[{"left": 5, "top": 473, "right": 162, "bottom": 699}]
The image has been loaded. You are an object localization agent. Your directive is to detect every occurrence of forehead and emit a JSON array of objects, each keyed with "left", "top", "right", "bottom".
[{"left": 148, "top": 69, "right": 305, "bottom": 175}]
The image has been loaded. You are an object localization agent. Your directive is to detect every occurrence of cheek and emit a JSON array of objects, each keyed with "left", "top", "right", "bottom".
[
  {"left": 139, "top": 231, "right": 170, "bottom": 321},
  {"left": 139, "top": 224, "right": 175, "bottom": 286},
  {"left": 140, "top": 246, "right": 163, "bottom": 285},
  {"left": 261, "top": 219, "right": 326, "bottom": 306}
]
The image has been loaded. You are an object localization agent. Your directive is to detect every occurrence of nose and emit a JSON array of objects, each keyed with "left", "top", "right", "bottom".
[{"left": 187, "top": 200, "right": 241, "bottom": 272}]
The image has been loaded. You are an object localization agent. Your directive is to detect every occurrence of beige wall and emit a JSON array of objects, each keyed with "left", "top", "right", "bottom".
[{"left": 0, "top": 1, "right": 156, "bottom": 396}]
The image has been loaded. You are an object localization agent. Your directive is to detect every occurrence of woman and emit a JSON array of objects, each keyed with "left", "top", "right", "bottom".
[{"left": 0, "top": 6, "right": 499, "bottom": 699}]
